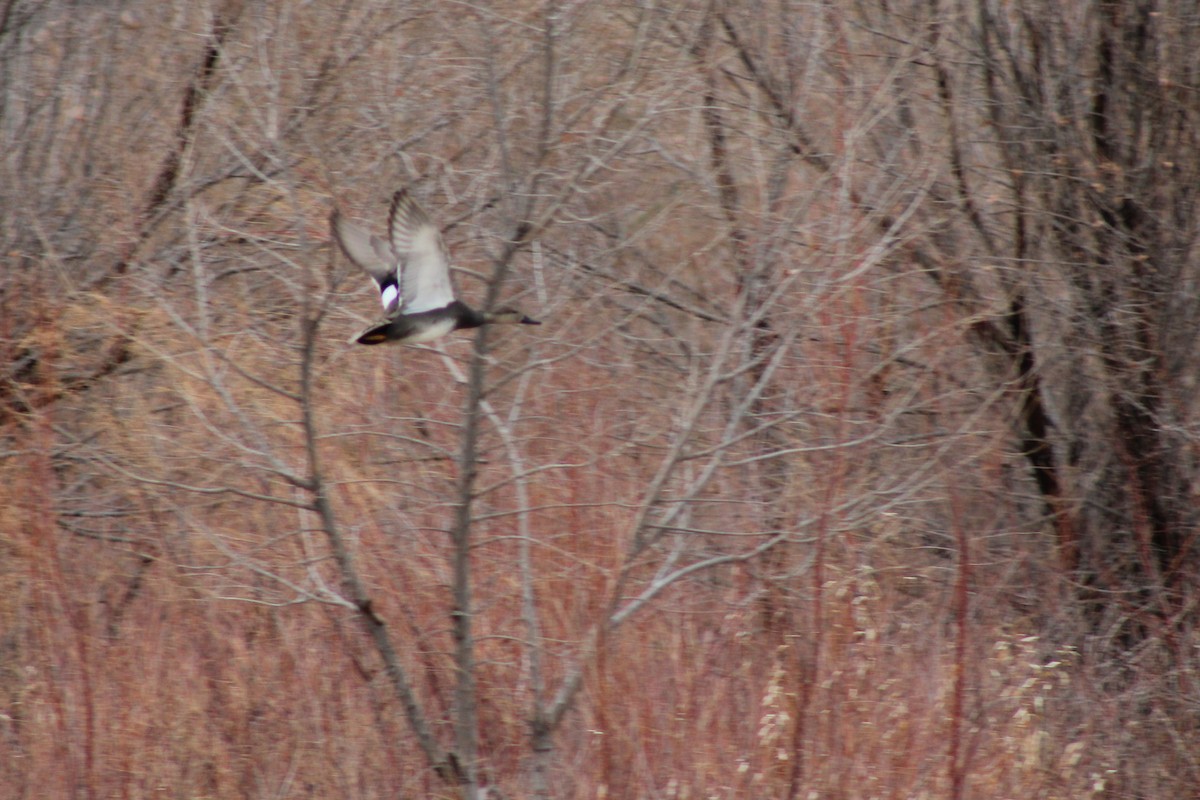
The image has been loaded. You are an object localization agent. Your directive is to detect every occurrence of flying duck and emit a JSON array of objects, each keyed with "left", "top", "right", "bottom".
[{"left": 331, "top": 189, "right": 541, "bottom": 345}]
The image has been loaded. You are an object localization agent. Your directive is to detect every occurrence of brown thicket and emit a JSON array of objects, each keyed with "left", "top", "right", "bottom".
[{"left": 2, "top": 2, "right": 1197, "bottom": 798}]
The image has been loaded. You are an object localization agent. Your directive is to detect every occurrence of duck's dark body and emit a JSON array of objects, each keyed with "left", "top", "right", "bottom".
[{"left": 355, "top": 301, "right": 486, "bottom": 345}]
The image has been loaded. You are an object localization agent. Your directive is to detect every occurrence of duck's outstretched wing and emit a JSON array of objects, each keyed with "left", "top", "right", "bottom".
[
  {"left": 330, "top": 208, "right": 402, "bottom": 315},
  {"left": 388, "top": 189, "right": 455, "bottom": 314}
]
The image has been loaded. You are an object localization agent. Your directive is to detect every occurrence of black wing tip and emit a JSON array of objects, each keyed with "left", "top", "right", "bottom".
[
  {"left": 389, "top": 187, "right": 431, "bottom": 229},
  {"left": 328, "top": 207, "right": 345, "bottom": 241},
  {"left": 389, "top": 188, "right": 410, "bottom": 217}
]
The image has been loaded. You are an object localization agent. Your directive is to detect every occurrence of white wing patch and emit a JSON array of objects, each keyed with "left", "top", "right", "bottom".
[{"left": 380, "top": 284, "right": 399, "bottom": 311}]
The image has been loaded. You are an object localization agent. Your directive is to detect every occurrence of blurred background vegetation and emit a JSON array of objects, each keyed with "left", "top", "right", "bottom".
[{"left": 2, "top": 1, "right": 1198, "bottom": 798}]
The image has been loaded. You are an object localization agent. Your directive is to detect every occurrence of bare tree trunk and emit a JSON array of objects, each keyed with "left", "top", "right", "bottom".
[{"left": 970, "top": 0, "right": 1200, "bottom": 637}]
